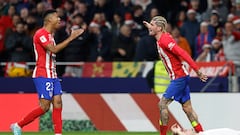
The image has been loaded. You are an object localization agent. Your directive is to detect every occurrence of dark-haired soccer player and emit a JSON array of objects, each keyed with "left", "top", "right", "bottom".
[
  {"left": 143, "top": 16, "right": 208, "bottom": 135},
  {"left": 10, "top": 9, "right": 84, "bottom": 135}
]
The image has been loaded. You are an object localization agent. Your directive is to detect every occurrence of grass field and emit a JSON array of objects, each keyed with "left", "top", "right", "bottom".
[{"left": 0, "top": 132, "right": 172, "bottom": 135}]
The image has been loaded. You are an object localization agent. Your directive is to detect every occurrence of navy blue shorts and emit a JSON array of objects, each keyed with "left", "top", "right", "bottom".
[
  {"left": 33, "top": 77, "right": 62, "bottom": 100},
  {"left": 163, "top": 76, "right": 190, "bottom": 104}
]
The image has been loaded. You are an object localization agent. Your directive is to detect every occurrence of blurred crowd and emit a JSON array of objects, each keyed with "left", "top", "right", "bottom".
[{"left": 0, "top": 0, "right": 240, "bottom": 74}]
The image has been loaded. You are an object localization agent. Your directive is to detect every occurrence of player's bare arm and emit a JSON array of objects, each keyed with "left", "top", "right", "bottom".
[{"left": 45, "top": 28, "right": 84, "bottom": 53}]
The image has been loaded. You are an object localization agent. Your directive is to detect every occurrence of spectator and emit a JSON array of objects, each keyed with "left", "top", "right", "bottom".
[
  {"left": 171, "top": 26, "right": 192, "bottom": 56},
  {"left": 63, "top": 0, "right": 74, "bottom": 18},
  {"left": 63, "top": 14, "right": 89, "bottom": 62},
  {"left": 189, "top": 0, "right": 208, "bottom": 14},
  {"left": 222, "top": 21, "right": 240, "bottom": 75},
  {"left": 62, "top": 14, "right": 90, "bottom": 77},
  {"left": 73, "top": 0, "right": 91, "bottom": 24},
  {"left": 133, "top": 0, "right": 152, "bottom": 11},
  {"left": 4, "top": 21, "right": 33, "bottom": 62},
  {"left": 166, "top": 23, "right": 173, "bottom": 33},
  {"left": 233, "top": 0, "right": 240, "bottom": 16},
  {"left": 189, "top": 0, "right": 203, "bottom": 22},
  {"left": 232, "top": 15, "right": 240, "bottom": 31},
  {"left": 19, "top": 7, "right": 29, "bottom": 23},
  {"left": 132, "top": 5, "right": 144, "bottom": 30},
  {"left": 180, "top": 9, "right": 200, "bottom": 58},
  {"left": 202, "top": 0, "right": 228, "bottom": 22},
  {"left": 1, "top": 4, "right": 16, "bottom": 28},
  {"left": 148, "top": 7, "right": 159, "bottom": 21},
  {"left": 134, "top": 34, "right": 159, "bottom": 61},
  {"left": 116, "top": 0, "right": 134, "bottom": 18},
  {"left": 111, "top": 12, "right": 123, "bottom": 39},
  {"left": 33, "top": 2, "right": 47, "bottom": 27},
  {"left": 111, "top": 24, "right": 136, "bottom": 61},
  {"left": 24, "top": 13, "right": 38, "bottom": 37},
  {"left": 87, "top": 21, "right": 112, "bottom": 62},
  {"left": 211, "top": 38, "right": 225, "bottom": 61},
  {"left": 92, "top": 12, "right": 111, "bottom": 30},
  {"left": 194, "top": 21, "right": 214, "bottom": 58},
  {"left": 208, "top": 10, "right": 222, "bottom": 38},
  {"left": 90, "top": 0, "right": 113, "bottom": 22},
  {"left": 0, "top": 0, "right": 9, "bottom": 16},
  {"left": 176, "top": 10, "right": 187, "bottom": 28},
  {"left": 0, "top": 5, "right": 16, "bottom": 60},
  {"left": 196, "top": 43, "right": 212, "bottom": 62}
]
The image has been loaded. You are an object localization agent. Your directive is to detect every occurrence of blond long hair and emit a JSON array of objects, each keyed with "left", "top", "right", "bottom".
[{"left": 151, "top": 16, "right": 167, "bottom": 32}]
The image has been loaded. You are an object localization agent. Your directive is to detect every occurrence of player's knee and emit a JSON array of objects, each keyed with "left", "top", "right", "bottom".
[
  {"left": 159, "top": 101, "right": 168, "bottom": 110},
  {"left": 53, "top": 98, "right": 62, "bottom": 108},
  {"left": 40, "top": 104, "right": 50, "bottom": 112}
]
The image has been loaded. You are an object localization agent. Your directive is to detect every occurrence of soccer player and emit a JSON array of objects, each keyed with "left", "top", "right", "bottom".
[
  {"left": 171, "top": 123, "right": 240, "bottom": 135},
  {"left": 143, "top": 16, "right": 208, "bottom": 135},
  {"left": 10, "top": 9, "right": 84, "bottom": 135}
]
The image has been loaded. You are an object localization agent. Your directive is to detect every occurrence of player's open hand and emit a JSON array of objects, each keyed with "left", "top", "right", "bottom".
[
  {"left": 196, "top": 71, "right": 208, "bottom": 82},
  {"left": 70, "top": 28, "right": 84, "bottom": 40}
]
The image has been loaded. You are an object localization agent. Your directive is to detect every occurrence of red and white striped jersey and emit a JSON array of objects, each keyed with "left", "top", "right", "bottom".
[
  {"left": 157, "top": 33, "right": 199, "bottom": 80},
  {"left": 32, "top": 28, "right": 57, "bottom": 78}
]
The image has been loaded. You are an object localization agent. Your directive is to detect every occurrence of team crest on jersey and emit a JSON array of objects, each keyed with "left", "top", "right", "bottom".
[
  {"left": 40, "top": 35, "right": 47, "bottom": 43},
  {"left": 168, "top": 42, "right": 175, "bottom": 50}
]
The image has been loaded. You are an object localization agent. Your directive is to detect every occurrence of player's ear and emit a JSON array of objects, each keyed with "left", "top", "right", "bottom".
[{"left": 157, "top": 26, "right": 162, "bottom": 32}]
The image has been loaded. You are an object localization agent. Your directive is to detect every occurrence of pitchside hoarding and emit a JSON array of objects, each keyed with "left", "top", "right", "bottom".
[{"left": 0, "top": 93, "right": 239, "bottom": 132}]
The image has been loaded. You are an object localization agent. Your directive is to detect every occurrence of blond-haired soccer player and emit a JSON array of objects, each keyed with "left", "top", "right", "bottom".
[
  {"left": 10, "top": 9, "right": 84, "bottom": 135},
  {"left": 143, "top": 16, "right": 208, "bottom": 135}
]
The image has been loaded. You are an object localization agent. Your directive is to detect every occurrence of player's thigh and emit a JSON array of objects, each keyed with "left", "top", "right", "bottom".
[
  {"left": 53, "top": 78, "right": 63, "bottom": 96},
  {"left": 33, "top": 77, "right": 54, "bottom": 100}
]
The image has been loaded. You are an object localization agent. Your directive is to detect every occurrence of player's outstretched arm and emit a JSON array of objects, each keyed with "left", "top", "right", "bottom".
[
  {"left": 170, "top": 44, "right": 208, "bottom": 82},
  {"left": 143, "top": 21, "right": 151, "bottom": 28},
  {"left": 45, "top": 28, "right": 84, "bottom": 53}
]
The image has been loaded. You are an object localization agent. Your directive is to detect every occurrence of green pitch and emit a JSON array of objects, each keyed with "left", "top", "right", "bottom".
[{"left": 0, "top": 131, "right": 172, "bottom": 135}]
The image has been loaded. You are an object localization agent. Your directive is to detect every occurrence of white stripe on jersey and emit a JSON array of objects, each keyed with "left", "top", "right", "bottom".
[
  {"left": 46, "top": 50, "right": 51, "bottom": 78},
  {"left": 52, "top": 39, "right": 57, "bottom": 78},
  {"left": 182, "top": 64, "right": 189, "bottom": 76},
  {"left": 32, "top": 43, "right": 38, "bottom": 77},
  {"left": 158, "top": 46, "right": 175, "bottom": 80}
]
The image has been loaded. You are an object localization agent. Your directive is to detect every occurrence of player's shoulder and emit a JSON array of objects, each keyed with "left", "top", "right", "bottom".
[
  {"left": 159, "top": 33, "right": 174, "bottom": 46},
  {"left": 34, "top": 28, "right": 48, "bottom": 37}
]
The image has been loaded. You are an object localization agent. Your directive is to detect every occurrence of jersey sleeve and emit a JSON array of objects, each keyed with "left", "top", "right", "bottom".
[
  {"left": 161, "top": 34, "right": 200, "bottom": 72},
  {"left": 36, "top": 31, "right": 52, "bottom": 48},
  {"left": 172, "top": 43, "right": 199, "bottom": 71}
]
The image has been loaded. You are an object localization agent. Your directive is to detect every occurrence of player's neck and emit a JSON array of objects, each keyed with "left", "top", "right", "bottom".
[
  {"left": 155, "top": 32, "right": 163, "bottom": 40},
  {"left": 43, "top": 24, "right": 54, "bottom": 34}
]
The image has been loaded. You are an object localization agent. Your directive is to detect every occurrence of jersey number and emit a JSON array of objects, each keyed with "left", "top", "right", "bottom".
[{"left": 46, "top": 82, "right": 54, "bottom": 91}]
